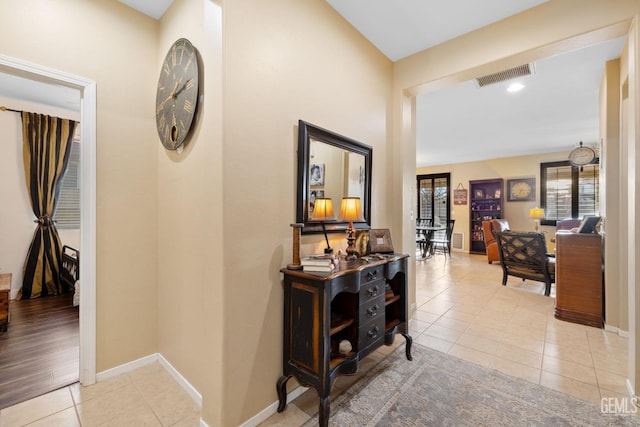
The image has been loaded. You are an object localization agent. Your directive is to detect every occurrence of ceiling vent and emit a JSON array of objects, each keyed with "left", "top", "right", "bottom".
[{"left": 475, "top": 64, "right": 534, "bottom": 88}]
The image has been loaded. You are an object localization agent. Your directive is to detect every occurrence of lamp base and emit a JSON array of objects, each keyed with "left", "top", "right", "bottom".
[
  {"left": 324, "top": 248, "right": 334, "bottom": 254},
  {"left": 345, "top": 226, "right": 358, "bottom": 260}
]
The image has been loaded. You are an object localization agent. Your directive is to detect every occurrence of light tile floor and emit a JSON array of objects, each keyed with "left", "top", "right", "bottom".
[
  {"left": 0, "top": 362, "right": 201, "bottom": 426},
  {"left": 261, "top": 252, "right": 632, "bottom": 425},
  {"left": 0, "top": 252, "right": 631, "bottom": 426}
]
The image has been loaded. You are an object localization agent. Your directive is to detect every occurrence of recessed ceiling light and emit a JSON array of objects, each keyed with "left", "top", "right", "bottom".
[{"left": 507, "top": 82, "right": 525, "bottom": 93}]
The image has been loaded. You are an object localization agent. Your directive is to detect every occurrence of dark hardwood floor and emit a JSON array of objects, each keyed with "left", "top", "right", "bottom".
[{"left": 0, "top": 293, "right": 79, "bottom": 410}]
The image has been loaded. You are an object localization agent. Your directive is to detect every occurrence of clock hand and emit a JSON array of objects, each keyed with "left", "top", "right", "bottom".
[
  {"left": 155, "top": 81, "right": 181, "bottom": 116},
  {"left": 155, "top": 78, "right": 193, "bottom": 118},
  {"left": 173, "top": 78, "right": 193, "bottom": 98}
]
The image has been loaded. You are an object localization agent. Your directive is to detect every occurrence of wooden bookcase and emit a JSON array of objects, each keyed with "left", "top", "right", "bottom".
[{"left": 469, "top": 178, "right": 504, "bottom": 254}]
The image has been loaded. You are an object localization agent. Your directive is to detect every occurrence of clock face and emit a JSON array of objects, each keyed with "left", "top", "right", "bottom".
[
  {"left": 511, "top": 182, "right": 531, "bottom": 199},
  {"left": 569, "top": 146, "right": 596, "bottom": 166},
  {"left": 155, "top": 38, "right": 199, "bottom": 150}
]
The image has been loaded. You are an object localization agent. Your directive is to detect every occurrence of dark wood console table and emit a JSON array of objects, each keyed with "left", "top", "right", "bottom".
[{"left": 277, "top": 254, "right": 412, "bottom": 426}]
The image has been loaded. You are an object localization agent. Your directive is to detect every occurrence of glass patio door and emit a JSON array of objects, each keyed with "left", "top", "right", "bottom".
[{"left": 417, "top": 173, "right": 451, "bottom": 229}]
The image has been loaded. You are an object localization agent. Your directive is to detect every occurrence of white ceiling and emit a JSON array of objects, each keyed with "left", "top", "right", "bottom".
[
  {"left": 0, "top": 1, "right": 626, "bottom": 167},
  {"left": 326, "top": 0, "right": 549, "bottom": 61},
  {"left": 117, "top": 0, "right": 172, "bottom": 20},
  {"left": 326, "top": 0, "right": 626, "bottom": 166}
]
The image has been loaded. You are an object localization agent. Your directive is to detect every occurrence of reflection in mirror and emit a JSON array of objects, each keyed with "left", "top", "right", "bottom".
[{"left": 296, "top": 120, "right": 372, "bottom": 234}]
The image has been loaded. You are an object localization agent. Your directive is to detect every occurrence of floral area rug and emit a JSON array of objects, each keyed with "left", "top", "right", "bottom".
[{"left": 304, "top": 342, "right": 640, "bottom": 426}]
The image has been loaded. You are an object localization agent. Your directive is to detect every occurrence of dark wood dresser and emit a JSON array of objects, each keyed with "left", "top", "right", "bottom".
[
  {"left": 554, "top": 232, "right": 604, "bottom": 328},
  {"left": 277, "top": 254, "right": 412, "bottom": 426},
  {"left": 0, "top": 273, "right": 11, "bottom": 332}
]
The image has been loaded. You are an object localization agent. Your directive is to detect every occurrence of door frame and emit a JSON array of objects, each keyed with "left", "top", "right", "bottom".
[{"left": 0, "top": 53, "right": 97, "bottom": 385}]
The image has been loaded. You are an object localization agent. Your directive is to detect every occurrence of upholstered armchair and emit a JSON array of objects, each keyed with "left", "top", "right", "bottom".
[
  {"left": 482, "top": 219, "right": 510, "bottom": 264},
  {"left": 557, "top": 218, "right": 582, "bottom": 231}
]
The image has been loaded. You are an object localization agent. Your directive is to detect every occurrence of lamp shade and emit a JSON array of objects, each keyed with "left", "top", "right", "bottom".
[
  {"left": 529, "top": 207, "right": 545, "bottom": 219},
  {"left": 339, "top": 197, "right": 365, "bottom": 222},
  {"left": 311, "top": 198, "right": 334, "bottom": 221}
]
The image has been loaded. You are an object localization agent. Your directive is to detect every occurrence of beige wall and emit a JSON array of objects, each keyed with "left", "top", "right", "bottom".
[
  {"left": 0, "top": 0, "right": 160, "bottom": 371},
  {"left": 155, "top": 0, "right": 225, "bottom": 424},
  {"left": 417, "top": 150, "right": 570, "bottom": 251},
  {"left": 0, "top": 1, "right": 392, "bottom": 425},
  {"left": 222, "top": 1, "right": 391, "bottom": 424},
  {"left": 601, "top": 58, "right": 626, "bottom": 332}
]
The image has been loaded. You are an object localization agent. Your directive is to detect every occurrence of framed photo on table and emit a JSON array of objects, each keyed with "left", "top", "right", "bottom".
[
  {"left": 355, "top": 230, "right": 370, "bottom": 256},
  {"left": 368, "top": 229, "right": 394, "bottom": 253}
]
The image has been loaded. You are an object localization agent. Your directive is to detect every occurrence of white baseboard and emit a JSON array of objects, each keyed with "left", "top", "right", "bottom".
[
  {"left": 604, "top": 323, "right": 630, "bottom": 337},
  {"left": 627, "top": 378, "right": 637, "bottom": 401},
  {"left": 95, "top": 353, "right": 158, "bottom": 382},
  {"left": 239, "top": 385, "right": 308, "bottom": 427},
  {"left": 157, "top": 353, "right": 203, "bottom": 406}
]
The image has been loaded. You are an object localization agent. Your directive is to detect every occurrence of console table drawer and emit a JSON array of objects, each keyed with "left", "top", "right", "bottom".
[
  {"left": 360, "top": 279, "right": 384, "bottom": 304},
  {"left": 358, "top": 315, "right": 385, "bottom": 349},
  {"left": 360, "top": 297, "right": 382, "bottom": 323},
  {"left": 361, "top": 266, "right": 384, "bottom": 285}
]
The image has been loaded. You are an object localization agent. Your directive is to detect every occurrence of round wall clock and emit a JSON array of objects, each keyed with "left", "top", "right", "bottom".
[
  {"left": 155, "top": 38, "right": 199, "bottom": 150},
  {"left": 568, "top": 141, "right": 596, "bottom": 167}
]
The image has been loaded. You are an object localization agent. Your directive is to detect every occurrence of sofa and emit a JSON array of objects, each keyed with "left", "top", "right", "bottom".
[{"left": 482, "top": 219, "right": 510, "bottom": 264}]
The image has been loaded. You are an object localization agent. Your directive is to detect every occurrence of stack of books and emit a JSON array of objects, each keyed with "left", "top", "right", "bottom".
[{"left": 301, "top": 254, "right": 339, "bottom": 273}]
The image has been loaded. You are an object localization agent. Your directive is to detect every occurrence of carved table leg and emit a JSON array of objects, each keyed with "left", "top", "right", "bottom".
[
  {"left": 276, "top": 375, "right": 290, "bottom": 412},
  {"left": 318, "top": 395, "right": 330, "bottom": 427},
  {"left": 402, "top": 333, "right": 413, "bottom": 361}
]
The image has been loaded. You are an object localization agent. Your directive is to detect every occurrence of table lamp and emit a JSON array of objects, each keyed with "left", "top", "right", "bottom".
[
  {"left": 311, "top": 198, "right": 335, "bottom": 254},
  {"left": 338, "top": 197, "right": 364, "bottom": 260},
  {"left": 529, "top": 207, "right": 545, "bottom": 231}
]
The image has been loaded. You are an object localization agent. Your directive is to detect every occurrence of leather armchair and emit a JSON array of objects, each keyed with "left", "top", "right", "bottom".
[{"left": 482, "top": 219, "right": 510, "bottom": 264}]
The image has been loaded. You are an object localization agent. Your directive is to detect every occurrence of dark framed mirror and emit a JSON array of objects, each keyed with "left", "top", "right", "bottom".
[{"left": 296, "top": 120, "right": 372, "bottom": 234}]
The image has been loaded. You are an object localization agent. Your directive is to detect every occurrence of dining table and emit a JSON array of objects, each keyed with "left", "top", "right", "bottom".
[{"left": 416, "top": 225, "right": 447, "bottom": 259}]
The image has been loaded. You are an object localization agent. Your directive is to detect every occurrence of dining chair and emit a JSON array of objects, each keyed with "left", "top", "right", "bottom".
[
  {"left": 415, "top": 218, "right": 433, "bottom": 257},
  {"left": 431, "top": 219, "right": 455, "bottom": 256}
]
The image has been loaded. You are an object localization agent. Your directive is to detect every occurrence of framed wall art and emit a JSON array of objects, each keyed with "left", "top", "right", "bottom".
[
  {"left": 454, "top": 183, "right": 467, "bottom": 205},
  {"left": 507, "top": 178, "right": 536, "bottom": 201}
]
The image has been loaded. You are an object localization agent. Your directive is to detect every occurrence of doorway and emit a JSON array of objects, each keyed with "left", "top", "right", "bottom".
[{"left": 0, "top": 55, "right": 97, "bottom": 403}]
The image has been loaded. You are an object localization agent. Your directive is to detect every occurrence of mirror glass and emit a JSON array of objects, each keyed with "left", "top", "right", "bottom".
[{"left": 296, "top": 120, "right": 372, "bottom": 234}]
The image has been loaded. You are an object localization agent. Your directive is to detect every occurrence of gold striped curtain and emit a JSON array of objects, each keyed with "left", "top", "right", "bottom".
[{"left": 19, "top": 112, "right": 78, "bottom": 299}]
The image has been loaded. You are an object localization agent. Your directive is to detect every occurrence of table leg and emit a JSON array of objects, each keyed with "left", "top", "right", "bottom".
[
  {"left": 319, "top": 396, "right": 330, "bottom": 427},
  {"left": 276, "top": 375, "right": 290, "bottom": 412}
]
